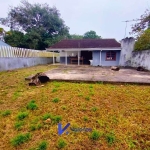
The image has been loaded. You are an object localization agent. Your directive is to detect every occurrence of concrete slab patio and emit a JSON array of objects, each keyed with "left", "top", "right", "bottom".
[{"left": 45, "top": 65, "right": 150, "bottom": 84}]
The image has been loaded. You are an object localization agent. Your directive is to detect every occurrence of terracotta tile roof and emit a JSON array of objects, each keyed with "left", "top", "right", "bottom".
[{"left": 49, "top": 39, "right": 121, "bottom": 49}]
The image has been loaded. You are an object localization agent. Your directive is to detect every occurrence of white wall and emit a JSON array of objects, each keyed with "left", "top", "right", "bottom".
[
  {"left": 119, "top": 37, "right": 135, "bottom": 66},
  {"left": 119, "top": 37, "right": 150, "bottom": 70},
  {"left": 131, "top": 50, "right": 150, "bottom": 70},
  {"left": 0, "top": 57, "right": 53, "bottom": 71}
]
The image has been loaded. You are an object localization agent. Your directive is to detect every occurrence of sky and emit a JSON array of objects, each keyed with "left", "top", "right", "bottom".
[{"left": 0, "top": 0, "right": 150, "bottom": 41}]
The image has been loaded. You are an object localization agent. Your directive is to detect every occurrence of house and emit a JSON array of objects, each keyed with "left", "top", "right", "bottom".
[
  {"left": 0, "top": 40, "right": 10, "bottom": 47},
  {"left": 46, "top": 39, "right": 121, "bottom": 66}
]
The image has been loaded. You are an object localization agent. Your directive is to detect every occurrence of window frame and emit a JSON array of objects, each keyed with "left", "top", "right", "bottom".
[{"left": 105, "top": 51, "right": 116, "bottom": 61}]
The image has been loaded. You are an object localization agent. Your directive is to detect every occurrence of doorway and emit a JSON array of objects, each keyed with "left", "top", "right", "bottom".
[{"left": 81, "top": 51, "right": 92, "bottom": 65}]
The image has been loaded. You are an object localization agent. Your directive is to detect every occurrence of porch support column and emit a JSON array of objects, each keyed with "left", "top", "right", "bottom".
[
  {"left": 53, "top": 51, "right": 55, "bottom": 64},
  {"left": 78, "top": 51, "right": 80, "bottom": 66},
  {"left": 99, "top": 50, "right": 102, "bottom": 66},
  {"left": 65, "top": 51, "right": 68, "bottom": 65}
]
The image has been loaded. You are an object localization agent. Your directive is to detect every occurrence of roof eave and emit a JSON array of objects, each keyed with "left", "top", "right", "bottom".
[{"left": 46, "top": 47, "right": 122, "bottom": 51}]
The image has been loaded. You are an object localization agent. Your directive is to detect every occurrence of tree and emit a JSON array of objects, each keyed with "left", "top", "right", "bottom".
[
  {"left": 83, "top": 30, "right": 101, "bottom": 39},
  {"left": 0, "top": 0, "right": 69, "bottom": 49},
  {"left": 131, "top": 9, "right": 150, "bottom": 36},
  {"left": 0, "top": 27, "right": 5, "bottom": 41},
  {"left": 134, "top": 29, "right": 150, "bottom": 51},
  {"left": 4, "top": 30, "right": 27, "bottom": 47},
  {"left": 67, "top": 34, "right": 83, "bottom": 39}
]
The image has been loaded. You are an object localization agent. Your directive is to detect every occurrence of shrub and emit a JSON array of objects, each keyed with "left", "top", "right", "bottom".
[
  {"left": 17, "top": 112, "right": 28, "bottom": 120},
  {"left": 90, "top": 130, "right": 102, "bottom": 140},
  {"left": 27, "top": 100, "right": 38, "bottom": 110},
  {"left": 134, "top": 29, "right": 150, "bottom": 51},
  {"left": 83, "top": 116, "right": 88, "bottom": 121},
  {"left": 11, "top": 133, "right": 31, "bottom": 146},
  {"left": 57, "top": 138, "right": 67, "bottom": 149},
  {"left": 1, "top": 110, "right": 11, "bottom": 117}
]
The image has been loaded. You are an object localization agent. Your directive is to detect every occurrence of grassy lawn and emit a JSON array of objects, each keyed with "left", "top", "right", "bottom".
[{"left": 0, "top": 65, "right": 150, "bottom": 150}]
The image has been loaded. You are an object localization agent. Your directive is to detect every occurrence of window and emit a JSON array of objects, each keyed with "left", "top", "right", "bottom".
[{"left": 106, "top": 51, "right": 116, "bottom": 61}]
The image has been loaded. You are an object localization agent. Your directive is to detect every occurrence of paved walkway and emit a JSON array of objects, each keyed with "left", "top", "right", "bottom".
[{"left": 45, "top": 65, "right": 150, "bottom": 84}]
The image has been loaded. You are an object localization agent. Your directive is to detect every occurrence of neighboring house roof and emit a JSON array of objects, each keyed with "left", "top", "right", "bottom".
[
  {"left": 48, "top": 39, "right": 121, "bottom": 49},
  {"left": 0, "top": 40, "right": 10, "bottom": 47}
]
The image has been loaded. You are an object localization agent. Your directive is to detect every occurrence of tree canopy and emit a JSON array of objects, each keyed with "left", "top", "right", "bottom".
[
  {"left": 131, "top": 9, "right": 150, "bottom": 36},
  {"left": 0, "top": 0, "right": 69, "bottom": 49},
  {"left": 134, "top": 29, "right": 150, "bottom": 51},
  {"left": 83, "top": 30, "right": 101, "bottom": 39}
]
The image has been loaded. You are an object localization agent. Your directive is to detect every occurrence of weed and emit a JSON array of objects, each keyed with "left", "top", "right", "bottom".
[
  {"left": 14, "top": 121, "right": 24, "bottom": 130},
  {"left": 52, "top": 88, "right": 57, "bottom": 92},
  {"left": 29, "top": 125, "right": 36, "bottom": 131},
  {"left": 85, "top": 96, "right": 90, "bottom": 101},
  {"left": 90, "top": 130, "right": 102, "bottom": 140},
  {"left": 57, "top": 138, "right": 67, "bottom": 149},
  {"left": 106, "top": 132, "right": 116, "bottom": 145},
  {"left": 91, "top": 107, "right": 98, "bottom": 112},
  {"left": 17, "top": 112, "right": 28, "bottom": 120},
  {"left": 52, "top": 115, "right": 62, "bottom": 124},
  {"left": 1, "top": 110, "right": 11, "bottom": 117},
  {"left": 83, "top": 116, "right": 88, "bottom": 121},
  {"left": 78, "top": 93, "right": 83, "bottom": 97},
  {"left": 89, "top": 85, "right": 93, "bottom": 89},
  {"left": 42, "top": 113, "right": 51, "bottom": 120},
  {"left": 37, "top": 141, "right": 48, "bottom": 150},
  {"left": 52, "top": 97, "right": 59, "bottom": 103},
  {"left": 37, "top": 123, "right": 43, "bottom": 130},
  {"left": 61, "top": 105, "right": 67, "bottom": 110},
  {"left": 11, "top": 132, "right": 31, "bottom": 147},
  {"left": 27, "top": 100, "right": 38, "bottom": 110}
]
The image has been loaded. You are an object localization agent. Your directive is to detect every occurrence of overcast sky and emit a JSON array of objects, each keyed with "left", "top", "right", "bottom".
[{"left": 0, "top": 0, "right": 149, "bottom": 41}]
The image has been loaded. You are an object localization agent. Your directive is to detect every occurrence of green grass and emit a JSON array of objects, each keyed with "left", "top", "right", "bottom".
[
  {"left": 90, "top": 130, "right": 102, "bottom": 140},
  {"left": 10, "top": 132, "right": 31, "bottom": 147},
  {"left": 27, "top": 100, "right": 38, "bottom": 110},
  {"left": 52, "top": 97, "right": 60, "bottom": 103},
  {"left": 0, "top": 65, "right": 149, "bottom": 150},
  {"left": 36, "top": 141, "right": 48, "bottom": 150},
  {"left": 14, "top": 121, "right": 24, "bottom": 130},
  {"left": 17, "top": 111, "right": 28, "bottom": 120},
  {"left": 1, "top": 110, "right": 11, "bottom": 117},
  {"left": 57, "top": 138, "right": 67, "bottom": 149}
]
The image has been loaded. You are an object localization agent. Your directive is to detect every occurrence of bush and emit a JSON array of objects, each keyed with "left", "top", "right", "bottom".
[
  {"left": 134, "top": 29, "right": 150, "bottom": 51},
  {"left": 11, "top": 133, "right": 31, "bottom": 146}
]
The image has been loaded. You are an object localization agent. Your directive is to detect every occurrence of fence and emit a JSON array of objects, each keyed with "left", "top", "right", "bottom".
[
  {"left": 0, "top": 46, "right": 60, "bottom": 71},
  {"left": 0, "top": 46, "right": 59, "bottom": 57}
]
